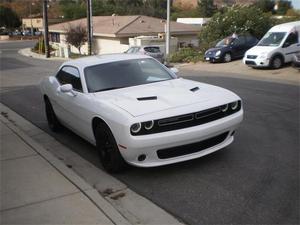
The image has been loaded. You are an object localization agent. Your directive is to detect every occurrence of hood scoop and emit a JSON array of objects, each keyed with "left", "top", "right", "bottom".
[
  {"left": 137, "top": 96, "right": 157, "bottom": 101},
  {"left": 190, "top": 87, "right": 199, "bottom": 92}
]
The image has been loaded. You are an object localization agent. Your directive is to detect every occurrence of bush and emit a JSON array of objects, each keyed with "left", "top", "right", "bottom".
[
  {"left": 32, "top": 38, "right": 54, "bottom": 54},
  {"left": 199, "top": 5, "right": 273, "bottom": 52},
  {"left": 170, "top": 48, "right": 204, "bottom": 63}
]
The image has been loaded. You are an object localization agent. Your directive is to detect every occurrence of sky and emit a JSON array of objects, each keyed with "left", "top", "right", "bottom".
[{"left": 291, "top": 0, "right": 300, "bottom": 9}]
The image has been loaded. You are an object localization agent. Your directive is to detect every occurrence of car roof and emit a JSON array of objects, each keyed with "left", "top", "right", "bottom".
[
  {"left": 269, "top": 21, "right": 300, "bottom": 32},
  {"left": 62, "top": 54, "right": 152, "bottom": 70}
]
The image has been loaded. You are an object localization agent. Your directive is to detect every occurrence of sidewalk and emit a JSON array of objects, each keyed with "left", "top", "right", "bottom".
[
  {"left": 18, "top": 48, "right": 67, "bottom": 61},
  {"left": 0, "top": 116, "right": 130, "bottom": 224},
  {"left": 0, "top": 103, "right": 184, "bottom": 225}
]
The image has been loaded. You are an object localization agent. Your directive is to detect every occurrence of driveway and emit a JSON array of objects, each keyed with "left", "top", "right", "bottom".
[{"left": 181, "top": 60, "right": 299, "bottom": 85}]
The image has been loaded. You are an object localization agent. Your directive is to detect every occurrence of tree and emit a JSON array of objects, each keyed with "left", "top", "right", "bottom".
[
  {"left": 275, "top": 0, "right": 293, "bottom": 15},
  {"left": 0, "top": 5, "right": 21, "bottom": 29},
  {"left": 197, "top": 0, "right": 216, "bottom": 17},
  {"left": 59, "top": 0, "right": 86, "bottom": 19},
  {"left": 253, "top": 0, "right": 275, "bottom": 13},
  {"left": 199, "top": 5, "right": 272, "bottom": 51},
  {"left": 65, "top": 25, "right": 87, "bottom": 54}
]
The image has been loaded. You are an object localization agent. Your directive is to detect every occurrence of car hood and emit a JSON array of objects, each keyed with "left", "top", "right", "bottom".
[
  {"left": 206, "top": 47, "right": 225, "bottom": 53},
  {"left": 246, "top": 46, "right": 277, "bottom": 55},
  {"left": 93, "top": 78, "right": 237, "bottom": 117}
]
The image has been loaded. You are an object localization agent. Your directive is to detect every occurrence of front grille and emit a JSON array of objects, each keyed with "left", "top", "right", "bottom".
[
  {"left": 245, "top": 60, "right": 256, "bottom": 65},
  {"left": 131, "top": 101, "right": 241, "bottom": 136},
  {"left": 247, "top": 55, "right": 257, "bottom": 59},
  {"left": 157, "top": 132, "right": 229, "bottom": 159}
]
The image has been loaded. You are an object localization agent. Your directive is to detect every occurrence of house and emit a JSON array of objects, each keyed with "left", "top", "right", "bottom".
[
  {"left": 173, "top": 0, "right": 256, "bottom": 9},
  {"left": 47, "top": 15, "right": 201, "bottom": 56},
  {"left": 176, "top": 18, "right": 211, "bottom": 26}
]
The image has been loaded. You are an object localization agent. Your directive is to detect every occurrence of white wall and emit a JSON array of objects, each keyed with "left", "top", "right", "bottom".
[
  {"left": 94, "top": 37, "right": 129, "bottom": 54},
  {"left": 176, "top": 35, "right": 199, "bottom": 47}
]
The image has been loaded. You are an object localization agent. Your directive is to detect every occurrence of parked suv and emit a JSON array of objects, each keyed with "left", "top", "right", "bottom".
[
  {"left": 204, "top": 34, "right": 258, "bottom": 63},
  {"left": 125, "top": 46, "right": 164, "bottom": 63}
]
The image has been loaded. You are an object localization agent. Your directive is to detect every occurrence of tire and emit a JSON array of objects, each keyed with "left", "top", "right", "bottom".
[
  {"left": 45, "top": 98, "right": 62, "bottom": 132},
  {"left": 271, "top": 56, "right": 283, "bottom": 69},
  {"left": 223, "top": 53, "right": 232, "bottom": 63},
  {"left": 95, "top": 124, "right": 126, "bottom": 173}
]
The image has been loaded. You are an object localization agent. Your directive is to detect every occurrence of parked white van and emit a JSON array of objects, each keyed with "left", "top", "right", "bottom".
[{"left": 243, "top": 21, "right": 300, "bottom": 69}]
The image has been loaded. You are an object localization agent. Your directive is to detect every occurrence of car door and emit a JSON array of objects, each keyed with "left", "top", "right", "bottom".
[
  {"left": 55, "top": 66, "right": 92, "bottom": 140},
  {"left": 282, "top": 31, "right": 300, "bottom": 63},
  {"left": 231, "top": 36, "right": 247, "bottom": 58}
]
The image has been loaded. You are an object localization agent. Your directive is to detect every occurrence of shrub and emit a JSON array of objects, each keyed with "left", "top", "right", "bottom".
[
  {"left": 32, "top": 38, "right": 54, "bottom": 54},
  {"left": 199, "top": 5, "right": 273, "bottom": 52},
  {"left": 170, "top": 48, "right": 204, "bottom": 63}
]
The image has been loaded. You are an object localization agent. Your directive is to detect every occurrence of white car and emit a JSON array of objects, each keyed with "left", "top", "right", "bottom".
[
  {"left": 243, "top": 21, "right": 300, "bottom": 69},
  {"left": 40, "top": 54, "right": 243, "bottom": 172}
]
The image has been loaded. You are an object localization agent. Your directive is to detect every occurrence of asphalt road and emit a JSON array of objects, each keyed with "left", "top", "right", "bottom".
[{"left": 1, "top": 41, "right": 299, "bottom": 224}]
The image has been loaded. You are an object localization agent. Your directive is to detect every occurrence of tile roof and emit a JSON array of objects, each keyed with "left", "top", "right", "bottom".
[{"left": 48, "top": 15, "right": 201, "bottom": 37}]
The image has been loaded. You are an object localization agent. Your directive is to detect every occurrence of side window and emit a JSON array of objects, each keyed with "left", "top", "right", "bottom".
[
  {"left": 246, "top": 36, "right": 258, "bottom": 45},
  {"left": 285, "top": 32, "right": 298, "bottom": 45},
  {"left": 56, "top": 66, "right": 82, "bottom": 92},
  {"left": 233, "top": 36, "right": 246, "bottom": 46}
]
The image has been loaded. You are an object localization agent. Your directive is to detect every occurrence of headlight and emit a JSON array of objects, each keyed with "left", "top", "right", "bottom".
[
  {"left": 130, "top": 123, "right": 141, "bottom": 133},
  {"left": 144, "top": 120, "right": 154, "bottom": 130},
  {"left": 215, "top": 50, "right": 221, "bottom": 56},
  {"left": 221, "top": 104, "right": 228, "bottom": 112},
  {"left": 230, "top": 101, "right": 239, "bottom": 110}
]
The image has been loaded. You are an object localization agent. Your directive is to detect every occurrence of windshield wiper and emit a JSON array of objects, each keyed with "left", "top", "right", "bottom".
[{"left": 93, "top": 86, "right": 126, "bottom": 92}]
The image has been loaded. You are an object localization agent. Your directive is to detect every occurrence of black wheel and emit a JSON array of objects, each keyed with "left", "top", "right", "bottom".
[
  {"left": 223, "top": 53, "right": 232, "bottom": 63},
  {"left": 45, "top": 98, "right": 61, "bottom": 132},
  {"left": 95, "top": 124, "right": 126, "bottom": 173},
  {"left": 271, "top": 56, "right": 283, "bottom": 69}
]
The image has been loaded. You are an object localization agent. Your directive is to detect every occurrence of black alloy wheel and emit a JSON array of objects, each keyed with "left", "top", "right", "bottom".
[
  {"left": 95, "top": 124, "right": 126, "bottom": 173},
  {"left": 45, "top": 98, "right": 61, "bottom": 132}
]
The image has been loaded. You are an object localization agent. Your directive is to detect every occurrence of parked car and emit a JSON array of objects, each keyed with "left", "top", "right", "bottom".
[
  {"left": 292, "top": 53, "right": 300, "bottom": 70},
  {"left": 244, "top": 21, "right": 300, "bottom": 69},
  {"left": 40, "top": 54, "right": 243, "bottom": 172},
  {"left": 125, "top": 46, "right": 164, "bottom": 63},
  {"left": 204, "top": 34, "right": 258, "bottom": 63}
]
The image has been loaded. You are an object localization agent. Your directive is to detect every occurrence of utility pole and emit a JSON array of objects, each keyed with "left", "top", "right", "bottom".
[
  {"left": 29, "top": 2, "right": 33, "bottom": 36},
  {"left": 43, "top": 0, "right": 50, "bottom": 58},
  {"left": 165, "top": 0, "right": 170, "bottom": 65},
  {"left": 87, "top": 0, "right": 93, "bottom": 55}
]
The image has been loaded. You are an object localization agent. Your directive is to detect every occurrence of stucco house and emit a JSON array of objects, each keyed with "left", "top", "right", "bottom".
[{"left": 47, "top": 15, "right": 201, "bottom": 56}]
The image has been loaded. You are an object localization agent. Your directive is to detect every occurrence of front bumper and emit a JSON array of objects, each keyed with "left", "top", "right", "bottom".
[
  {"left": 118, "top": 109, "right": 243, "bottom": 167},
  {"left": 243, "top": 57, "right": 270, "bottom": 67},
  {"left": 204, "top": 54, "right": 222, "bottom": 63}
]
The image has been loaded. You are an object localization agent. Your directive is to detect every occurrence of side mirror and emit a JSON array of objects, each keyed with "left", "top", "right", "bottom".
[
  {"left": 60, "top": 84, "right": 73, "bottom": 93},
  {"left": 170, "top": 67, "right": 179, "bottom": 74},
  {"left": 58, "top": 84, "right": 76, "bottom": 96},
  {"left": 282, "top": 42, "right": 291, "bottom": 48}
]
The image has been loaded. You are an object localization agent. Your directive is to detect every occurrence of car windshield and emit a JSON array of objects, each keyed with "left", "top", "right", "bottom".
[
  {"left": 84, "top": 58, "right": 174, "bottom": 93},
  {"left": 216, "top": 37, "right": 234, "bottom": 47},
  {"left": 257, "top": 32, "right": 287, "bottom": 47}
]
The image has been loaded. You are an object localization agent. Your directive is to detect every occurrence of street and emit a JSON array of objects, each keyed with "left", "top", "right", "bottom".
[{"left": 1, "top": 41, "right": 299, "bottom": 224}]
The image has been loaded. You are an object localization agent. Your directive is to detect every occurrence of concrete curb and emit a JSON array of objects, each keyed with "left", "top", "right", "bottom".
[
  {"left": 0, "top": 104, "right": 131, "bottom": 225},
  {"left": 18, "top": 48, "right": 67, "bottom": 61},
  {"left": 0, "top": 103, "right": 185, "bottom": 225}
]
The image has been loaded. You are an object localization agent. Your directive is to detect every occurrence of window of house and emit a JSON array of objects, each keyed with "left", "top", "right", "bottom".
[
  {"left": 56, "top": 66, "right": 82, "bottom": 92},
  {"left": 50, "top": 32, "right": 60, "bottom": 43}
]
